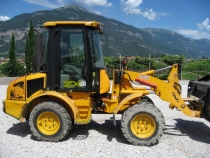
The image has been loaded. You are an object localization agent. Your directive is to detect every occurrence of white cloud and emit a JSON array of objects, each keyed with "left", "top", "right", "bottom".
[
  {"left": 197, "top": 18, "right": 210, "bottom": 31},
  {"left": 142, "top": 9, "right": 156, "bottom": 20},
  {"left": 22, "top": 0, "right": 65, "bottom": 8},
  {"left": 176, "top": 29, "right": 210, "bottom": 39},
  {"left": 120, "top": 0, "right": 166, "bottom": 21},
  {"left": 73, "top": 0, "right": 112, "bottom": 7},
  {"left": 120, "top": 0, "right": 142, "bottom": 14},
  {"left": 176, "top": 18, "right": 210, "bottom": 39},
  {"left": 0, "top": 15, "right": 10, "bottom": 21}
]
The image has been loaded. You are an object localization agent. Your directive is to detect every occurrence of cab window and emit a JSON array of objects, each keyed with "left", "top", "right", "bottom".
[{"left": 60, "top": 28, "right": 86, "bottom": 89}]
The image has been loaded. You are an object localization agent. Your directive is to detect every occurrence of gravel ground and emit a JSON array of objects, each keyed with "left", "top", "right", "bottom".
[{"left": 0, "top": 81, "right": 210, "bottom": 158}]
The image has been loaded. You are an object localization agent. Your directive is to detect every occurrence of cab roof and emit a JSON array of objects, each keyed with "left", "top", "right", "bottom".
[{"left": 43, "top": 21, "right": 99, "bottom": 27}]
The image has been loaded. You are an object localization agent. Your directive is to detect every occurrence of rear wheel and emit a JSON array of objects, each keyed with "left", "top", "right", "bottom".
[
  {"left": 29, "top": 101, "right": 72, "bottom": 142},
  {"left": 121, "top": 102, "right": 165, "bottom": 146}
]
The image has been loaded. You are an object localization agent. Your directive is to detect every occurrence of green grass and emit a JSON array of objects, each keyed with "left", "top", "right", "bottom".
[
  {"left": 182, "top": 71, "right": 197, "bottom": 80},
  {"left": 0, "top": 64, "right": 5, "bottom": 77}
]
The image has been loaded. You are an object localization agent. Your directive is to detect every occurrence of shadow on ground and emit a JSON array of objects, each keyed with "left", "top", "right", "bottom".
[
  {"left": 6, "top": 121, "right": 31, "bottom": 137},
  {"left": 6, "top": 118, "right": 128, "bottom": 145},
  {"left": 164, "top": 118, "right": 210, "bottom": 144},
  {"left": 64, "top": 119, "right": 128, "bottom": 145},
  {"left": 8, "top": 117, "right": 209, "bottom": 145}
]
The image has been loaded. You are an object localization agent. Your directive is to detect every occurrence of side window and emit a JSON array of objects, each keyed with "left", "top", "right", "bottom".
[
  {"left": 88, "top": 29, "right": 105, "bottom": 90},
  {"left": 60, "top": 29, "right": 86, "bottom": 89}
]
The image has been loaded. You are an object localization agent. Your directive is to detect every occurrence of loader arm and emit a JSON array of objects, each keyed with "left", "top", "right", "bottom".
[
  {"left": 138, "top": 75, "right": 201, "bottom": 117},
  {"left": 126, "top": 64, "right": 201, "bottom": 117}
]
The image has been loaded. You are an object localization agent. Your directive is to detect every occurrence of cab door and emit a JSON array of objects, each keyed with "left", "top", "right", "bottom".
[{"left": 59, "top": 27, "right": 91, "bottom": 91}]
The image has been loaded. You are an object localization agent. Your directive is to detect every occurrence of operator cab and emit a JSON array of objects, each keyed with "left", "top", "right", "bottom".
[{"left": 39, "top": 21, "right": 110, "bottom": 94}]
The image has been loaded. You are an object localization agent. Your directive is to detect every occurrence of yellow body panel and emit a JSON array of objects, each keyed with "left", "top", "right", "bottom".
[
  {"left": 26, "top": 72, "right": 46, "bottom": 81},
  {"left": 4, "top": 100, "right": 26, "bottom": 119},
  {"left": 6, "top": 76, "right": 26, "bottom": 100},
  {"left": 111, "top": 70, "right": 121, "bottom": 100},
  {"left": 103, "top": 69, "right": 149, "bottom": 113},
  {"left": 74, "top": 99, "right": 92, "bottom": 124},
  {"left": 6, "top": 73, "right": 47, "bottom": 101},
  {"left": 67, "top": 92, "right": 93, "bottom": 123},
  {"left": 27, "top": 91, "right": 79, "bottom": 121},
  {"left": 114, "top": 92, "right": 143, "bottom": 114},
  {"left": 26, "top": 90, "right": 93, "bottom": 124},
  {"left": 121, "top": 78, "right": 133, "bottom": 90},
  {"left": 3, "top": 73, "right": 46, "bottom": 120},
  {"left": 43, "top": 21, "right": 99, "bottom": 27},
  {"left": 67, "top": 92, "right": 91, "bottom": 99},
  {"left": 100, "top": 69, "right": 110, "bottom": 94},
  {"left": 103, "top": 100, "right": 118, "bottom": 113},
  {"left": 101, "top": 69, "right": 121, "bottom": 113}
]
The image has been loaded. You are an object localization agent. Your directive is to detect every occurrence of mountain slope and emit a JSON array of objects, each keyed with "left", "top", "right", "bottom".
[{"left": 0, "top": 5, "right": 210, "bottom": 58}]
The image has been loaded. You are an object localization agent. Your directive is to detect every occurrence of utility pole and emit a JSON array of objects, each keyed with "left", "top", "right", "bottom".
[{"left": 149, "top": 54, "right": 151, "bottom": 70}]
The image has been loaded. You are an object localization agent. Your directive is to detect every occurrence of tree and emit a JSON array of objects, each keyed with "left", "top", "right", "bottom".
[
  {"left": 25, "top": 21, "right": 35, "bottom": 73},
  {"left": 1, "top": 33, "right": 25, "bottom": 76},
  {"left": 1, "top": 33, "right": 17, "bottom": 76}
]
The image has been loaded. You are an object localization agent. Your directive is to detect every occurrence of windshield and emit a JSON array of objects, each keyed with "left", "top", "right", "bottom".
[{"left": 88, "top": 29, "right": 105, "bottom": 68}]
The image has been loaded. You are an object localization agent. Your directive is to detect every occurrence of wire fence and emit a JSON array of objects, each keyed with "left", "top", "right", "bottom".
[
  {"left": 181, "top": 71, "right": 210, "bottom": 80},
  {"left": 106, "top": 67, "right": 209, "bottom": 81}
]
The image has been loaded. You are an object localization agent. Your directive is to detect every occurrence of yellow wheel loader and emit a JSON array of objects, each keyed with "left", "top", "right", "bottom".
[{"left": 2, "top": 21, "right": 209, "bottom": 146}]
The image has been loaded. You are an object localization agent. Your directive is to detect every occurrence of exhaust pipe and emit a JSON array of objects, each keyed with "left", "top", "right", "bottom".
[{"left": 33, "top": 30, "right": 43, "bottom": 72}]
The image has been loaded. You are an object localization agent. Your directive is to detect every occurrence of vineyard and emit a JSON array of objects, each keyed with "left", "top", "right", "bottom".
[
  {"left": 104, "top": 54, "right": 210, "bottom": 80},
  {"left": 1, "top": 54, "right": 210, "bottom": 80}
]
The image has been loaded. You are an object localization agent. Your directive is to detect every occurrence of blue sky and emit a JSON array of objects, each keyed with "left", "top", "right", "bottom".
[{"left": 0, "top": 0, "right": 210, "bottom": 39}]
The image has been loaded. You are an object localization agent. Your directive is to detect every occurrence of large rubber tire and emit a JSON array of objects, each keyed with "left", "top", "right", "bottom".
[
  {"left": 121, "top": 102, "right": 165, "bottom": 146},
  {"left": 140, "top": 96, "right": 154, "bottom": 104},
  {"left": 29, "top": 101, "right": 72, "bottom": 142}
]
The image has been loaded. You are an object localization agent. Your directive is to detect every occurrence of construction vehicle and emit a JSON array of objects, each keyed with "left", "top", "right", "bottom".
[{"left": 2, "top": 21, "right": 209, "bottom": 146}]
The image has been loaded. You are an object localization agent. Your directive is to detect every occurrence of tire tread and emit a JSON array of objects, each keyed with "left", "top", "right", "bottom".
[
  {"left": 121, "top": 102, "right": 165, "bottom": 146},
  {"left": 29, "top": 101, "right": 72, "bottom": 142}
]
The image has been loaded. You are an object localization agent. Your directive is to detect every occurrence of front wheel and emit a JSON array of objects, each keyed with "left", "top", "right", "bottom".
[
  {"left": 121, "top": 102, "right": 165, "bottom": 146},
  {"left": 29, "top": 101, "right": 72, "bottom": 142}
]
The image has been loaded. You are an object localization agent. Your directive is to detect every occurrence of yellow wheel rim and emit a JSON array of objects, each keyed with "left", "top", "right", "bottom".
[
  {"left": 37, "top": 111, "right": 60, "bottom": 135},
  {"left": 130, "top": 113, "right": 156, "bottom": 139}
]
